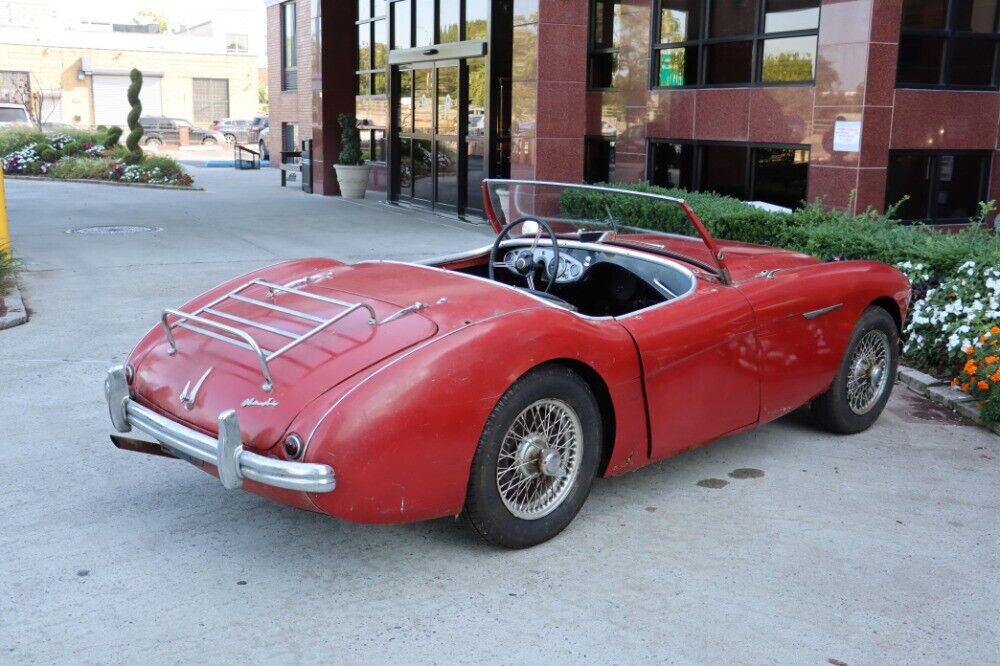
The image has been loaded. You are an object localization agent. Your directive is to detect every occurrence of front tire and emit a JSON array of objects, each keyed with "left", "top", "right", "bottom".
[
  {"left": 812, "top": 306, "right": 898, "bottom": 434},
  {"left": 202, "top": 137, "right": 218, "bottom": 146},
  {"left": 463, "top": 366, "right": 602, "bottom": 549}
]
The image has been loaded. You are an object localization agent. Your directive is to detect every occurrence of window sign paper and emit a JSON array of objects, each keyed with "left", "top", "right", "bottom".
[{"left": 833, "top": 120, "right": 862, "bottom": 152}]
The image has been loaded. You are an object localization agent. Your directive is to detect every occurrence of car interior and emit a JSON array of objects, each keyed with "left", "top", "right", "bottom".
[{"left": 453, "top": 239, "right": 696, "bottom": 317}]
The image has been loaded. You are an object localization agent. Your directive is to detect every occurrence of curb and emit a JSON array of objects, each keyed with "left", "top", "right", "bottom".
[
  {"left": 897, "top": 365, "right": 1000, "bottom": 436},
  {"left": 4, "top": 175, "right": 203, "bottom": 191},
  {"left": 0, "top": 283, "right": 28, "bottom": 330}
]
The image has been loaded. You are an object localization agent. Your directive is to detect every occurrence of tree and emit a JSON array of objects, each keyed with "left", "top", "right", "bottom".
[{"left": 136, "top": 9, "right": 167, "bottom": 33}]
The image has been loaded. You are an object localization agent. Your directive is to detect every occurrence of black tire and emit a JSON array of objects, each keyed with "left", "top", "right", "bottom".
[
  {"left": 144, "top": 137, "right": 162, "bottom": 148},
  {"left": 202, "top": 137, "right": 218, "bottom": 146},
  {"left": 812, "top": 306, "right": 898, "bottom": 434},
  {"left": 463, "top": 365, "right": 602, "bottom": 549},
  {"left": 224, "top": 133, "right": 236, "bottom": 145}
]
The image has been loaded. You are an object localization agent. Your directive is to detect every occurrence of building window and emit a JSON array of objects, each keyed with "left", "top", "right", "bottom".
[
  {"left": 281, "top": 1, "right": 297, "bottom": 90},
  {"left": 192, "top": 78, "right": 230, "bottom": 125},
  {"left": 226, "top": 33, "right": 249, "bottom": 54},
  {"left": 588, "top": 0, "right": 623, "bottom": 89},
  {"left": 897, "top": 0, "right": 1000, "bottom": 89},
  {"left": 358, "top": 2, "right": 388, "bottom": 163},
  {"left": 886, "top": 151, "right": 992, "bottom": 223},
  {"left": 584, "top": 136, "right": 616, "bottom": 182},
  {"left": 0, "top": 70, "right": 30, "bottom": 106},
  {"left": 649, "top": 140, "right": 809, "bottom": 209},
  {"left": 652, "top": 0, "right": 819, "bottom": 88}
]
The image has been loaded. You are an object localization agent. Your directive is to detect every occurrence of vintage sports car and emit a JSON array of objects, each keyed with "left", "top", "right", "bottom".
[{"left": 105, "top": 180, "right": 910, "bottom": 548}]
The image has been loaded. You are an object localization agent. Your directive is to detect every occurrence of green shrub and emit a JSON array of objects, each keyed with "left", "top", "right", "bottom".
[
  {"left": 0, "top": 246, "right": 16, "bottom": 288},
  {"left": 564, "top": 182, "right": 1000, "bottom": 278},
  {"left": 60, "top": 128, "right": 104, "bottom": 146},
  {"left": 105, "top": 145, "right": 130, "bottom": 159},
  {"left": 125, "top": 69, "right": 144, "bottom": 159},
  {"left": 0, "top": 127, "right": 48, "bottom": 156},
  {"left": 104, "top": 126, "right": 123, "bottom": 148},
  {"left": 140, "top": 155, "right": 183, "bottom": 176},
  {"left": 37, "top": 147, "right": 60, "bottom": 163},
  {"left": 337, "top": 113, "right": 363, "bottom": 165},
  {"left": 47, "top": 157, "right": 118, "bottom": 180},
  {"left": 61, "top": 141, "right": 81, "bottom": 156}
]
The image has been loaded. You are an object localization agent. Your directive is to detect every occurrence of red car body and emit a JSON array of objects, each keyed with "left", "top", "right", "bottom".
[{"left": 106, "top": 181, "right": 910, "bottom": 526}]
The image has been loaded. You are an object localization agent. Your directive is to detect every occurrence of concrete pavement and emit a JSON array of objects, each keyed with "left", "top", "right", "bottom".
[{"left": 0, "top": 168, "right": 997, "bottom": 664}]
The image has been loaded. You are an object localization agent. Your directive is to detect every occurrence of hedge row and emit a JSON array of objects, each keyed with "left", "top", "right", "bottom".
[{"left": 560, "top": 182, "right": 1000, "bottom": 277}]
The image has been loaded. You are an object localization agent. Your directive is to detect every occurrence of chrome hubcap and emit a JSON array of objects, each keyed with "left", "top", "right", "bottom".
[
  {"left": 847, "top": 330, "right": 890, "bottom": 415},
  {"left": 496, "top": 399, "right": 583, "bottom": 520}
]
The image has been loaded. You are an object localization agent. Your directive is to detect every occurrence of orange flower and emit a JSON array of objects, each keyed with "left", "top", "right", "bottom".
[
  {"left": 967, "top": 346, "right": 976, "bottom": 355},
  {"left": 961, "top": 382, "right": 970, "bottom": 392},
  {"left": 987, "top": 356, "right": 999, "bottom": 365},
  {"left": 978, "top": 380, "right": 990, "bottom": 391},
  {"left": 980, "top": 334, "right": 988, "bottom": 342},
  {"left": 992, "top": 326, "right": 1000, "bottom": 335},
  {"left": 964, "top": 360, "right": 978, "bottom": 375},
  {"left": 992, "top": 369, "right": 1000, "bottom": 382},
  {"left": 951, "top": 378, "right": 959, "bottom": 388}
]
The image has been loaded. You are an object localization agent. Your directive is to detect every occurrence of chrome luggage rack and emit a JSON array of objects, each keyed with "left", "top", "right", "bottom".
[{"left": 161, "top": 278, "right": 381, "bottom": 392}]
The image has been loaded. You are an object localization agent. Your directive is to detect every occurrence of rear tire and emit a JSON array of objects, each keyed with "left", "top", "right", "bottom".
[
  {"left": 144, "top": 137, "right": 162, "bottom": 149},
  {"left": 812, "top": 306, "right": 898, "bottom": 434},
  {"left": 202, "top": 137, "right": 218, "bottom": 146},
  {"left": 463, "top": 365, "right": 601, "bottom": 549},
  {"left": 224, "top": 133, "right": 236, "bottom": 145}
]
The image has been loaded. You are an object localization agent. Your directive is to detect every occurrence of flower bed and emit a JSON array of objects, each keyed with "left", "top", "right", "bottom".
[{"left": 0, "top": 127, "right": 194, "bottom": 187}]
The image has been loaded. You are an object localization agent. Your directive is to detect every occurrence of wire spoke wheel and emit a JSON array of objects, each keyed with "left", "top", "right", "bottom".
[
  {"left": 846, "top": 329, "right": 890, "bottom": 415},
  {"left": 495, "top": 398, "right": 583, "bottom": 520}
]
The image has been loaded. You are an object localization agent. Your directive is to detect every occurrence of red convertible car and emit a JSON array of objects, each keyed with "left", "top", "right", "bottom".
[{"left": 105, "top": 180, "right": 910, "bottom": 548}]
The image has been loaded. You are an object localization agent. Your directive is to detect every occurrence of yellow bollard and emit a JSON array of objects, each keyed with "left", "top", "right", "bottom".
[{"left": 0, "top": 169, "right": 9, "bottom": 257}]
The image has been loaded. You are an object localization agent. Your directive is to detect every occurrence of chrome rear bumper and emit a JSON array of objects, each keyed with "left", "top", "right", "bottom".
[{"left": 104, "top": 366, "right": 335, "bottom": 493}]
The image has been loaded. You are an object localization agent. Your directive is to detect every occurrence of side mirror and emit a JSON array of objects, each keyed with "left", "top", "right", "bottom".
[{"left": 521, "top": 219, "right": 540, "bottom": 237}]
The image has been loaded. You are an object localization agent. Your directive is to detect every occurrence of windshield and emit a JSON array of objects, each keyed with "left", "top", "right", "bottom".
[
  {"left": 483, "top": 180, "right": 727, "bottom": 279},
  {"left": 0, "top": 108, "right": 29, "bottom": 123}
]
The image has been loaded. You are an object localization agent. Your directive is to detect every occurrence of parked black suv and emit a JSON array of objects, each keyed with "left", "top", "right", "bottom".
[{"left": 138, "top": 117, "right": 226, "bottom": 147}]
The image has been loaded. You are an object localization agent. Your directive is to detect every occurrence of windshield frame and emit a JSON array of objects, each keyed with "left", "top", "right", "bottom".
[{"left": 482, "top": 179, "right": 730, "bottom": 284}]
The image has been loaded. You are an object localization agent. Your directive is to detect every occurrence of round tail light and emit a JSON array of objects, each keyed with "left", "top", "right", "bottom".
[{"left": 283, "top": 433, "right": 304, "bottom": 459}]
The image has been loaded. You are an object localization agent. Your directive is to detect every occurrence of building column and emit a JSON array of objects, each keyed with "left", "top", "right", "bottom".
[
  {"left": 511, "top": 1, "right": 589, "bottom": 182},
  {"left": 311, "top": 0, "right": 357, "bottom": 195},
  {"left": 807, "top": 0, "right": 899, "bottom": 214}
]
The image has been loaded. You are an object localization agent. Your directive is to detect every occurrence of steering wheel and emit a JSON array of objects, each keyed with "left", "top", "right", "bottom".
[{"left": 489, "top": 216, "right": 561, "bottom": 294}]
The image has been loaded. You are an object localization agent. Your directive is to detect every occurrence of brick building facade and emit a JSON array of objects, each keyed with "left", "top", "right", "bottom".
[{"left": 266, "top": 0, "right": 1000, "bottom": 225}]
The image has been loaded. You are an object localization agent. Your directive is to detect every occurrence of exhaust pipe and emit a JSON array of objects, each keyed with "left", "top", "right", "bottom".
[{"left": 110, "top": 435, "right": 178, "bottom": 459}]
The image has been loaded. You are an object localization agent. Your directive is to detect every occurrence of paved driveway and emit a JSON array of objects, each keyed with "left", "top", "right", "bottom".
[{"left": 1, "top": 169, "right": 997, "bottom": 664}]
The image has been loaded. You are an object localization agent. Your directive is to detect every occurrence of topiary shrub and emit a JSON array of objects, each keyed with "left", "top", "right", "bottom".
[
  {"left": 61, "top": 141, "right": 81, "bottom": 156},
  {"left": 337, "top": 113, "right": 363, "bottom": 166},
  {"left": 104, "top": 126, "right": 123, "bottom": 149},
  {"left": 38, "top": 146, "right": 60, "bottom": 163},
  {"left": 125, "top": 69, "right": 144, "bottom": 160}
]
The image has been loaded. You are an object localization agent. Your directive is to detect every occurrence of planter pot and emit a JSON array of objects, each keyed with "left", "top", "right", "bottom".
[{"left": 334, "top": 163, "right": 371, "bottom": 199}]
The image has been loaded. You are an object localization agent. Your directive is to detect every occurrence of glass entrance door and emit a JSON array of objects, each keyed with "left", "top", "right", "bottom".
[{"left": 394, "top": 57, "right": 486, "bottom": 216}]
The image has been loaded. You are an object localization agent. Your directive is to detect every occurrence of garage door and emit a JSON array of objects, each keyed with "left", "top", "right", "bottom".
[{"left": 92, "top": 74, "right": 162, "bottom": 127}]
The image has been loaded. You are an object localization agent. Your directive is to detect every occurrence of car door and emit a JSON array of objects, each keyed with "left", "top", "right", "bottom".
[
  {"left": 737, "top": 265, "right": 863, "bottom": 424},
  {"left": 619, "top": 278, "right": 760, "bottom": 462}
]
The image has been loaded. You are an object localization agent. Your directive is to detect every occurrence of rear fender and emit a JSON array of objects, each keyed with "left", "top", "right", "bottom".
[{"left": 289, "top": 308, "right": 647, "bottom": 524}]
